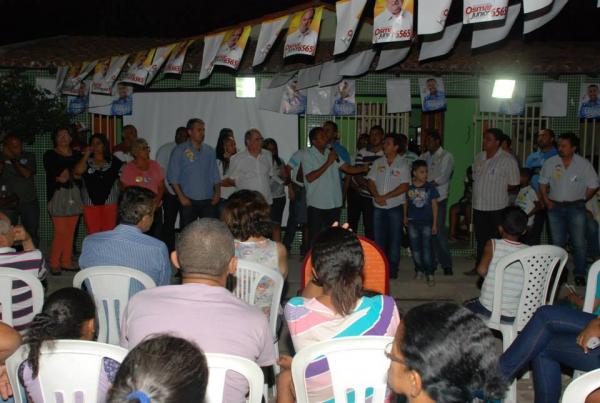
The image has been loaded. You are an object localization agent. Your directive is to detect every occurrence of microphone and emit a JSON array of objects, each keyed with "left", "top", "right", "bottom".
[{"left": 329, "top": 147, "right": 340, "bottom": 162}]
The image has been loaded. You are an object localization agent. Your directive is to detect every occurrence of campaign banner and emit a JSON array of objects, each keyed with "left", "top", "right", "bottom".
[
  {"left": 253, "top": 16, "right": 288, "bottom": 66},
  {"left": 121, "top": 50, "right": 156, "bottom": 85},
  {"left": 523, "top": 0, "right": 567, "bottom": 34},
  {"left": 386, "top": 79, "right": 412, "bottom": 113},
  {"left": 307, "top": 86, "right": 334, "bottom": 115},
  {"left": 419, "top": 22, "right": 462, "bottom": 61},
  {"left": 523, "top": 0, "right": 553, "bottom": 13},
  {"left": 61, "top": 61, "right": 97, "bottom": 95},
  {"left": 283, "top": 7, "right": 323, "bottom": 57},
  {"left": 145, "top": 44, "right": 177, "bottom": 84},
  {"left": 332, "top": 79, "right": 356, "bottom": 116},
  {"left": 280, "top": 79, "right": 307, "bottom": 114},
  {"left": 89, "top": 82, "right": 133, "bottom": 116},
  {"left": 164, "top": 40, "right": 195, "bottom": 75},
  {"left": 66, "top": 80, "right": 90, "bottom": 115},
  {"left": 498, "top": 81, "right": 526, "bottom": 116},
  {"left": 542, "top": 82, "right": 568, "bottom": 117},
  {"left": 214, "top": 26, "right": 251, "bottom": 70},
  {"left": 578, "top": 83, "right": 600, "bottom": 119},
  {"left": 417, "top": 0, "right": 452, "bottom": 35},
  {"left": 91, "top": 55, "right": 128, "bottom": 95},
  {"left": 372, "top": 0, "right": 414, "bottom": 44},
  {"left": 199, "top": 33, "right": 226, "bottom": 80},
  {"left": 334, "top": 0, "right": 367, "bottom": 55},
  {"left": 471, "top": 3, "right": 520, "bottom": 48},
  {"left": 419, "top": 77, "right": 447, "bottom": 112},
  {"left": 463, "top": 0, "right": 509, "bottom": 24}
]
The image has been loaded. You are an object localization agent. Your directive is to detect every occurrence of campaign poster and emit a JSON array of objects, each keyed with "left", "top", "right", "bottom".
[
  {"left": 253, "top": 16, "right": 288, "bottom": 66},
  {"left": 372, "top": 0, "right": 414, "bottom": 44},
  {"left": 66, "top": 80, "right": 90, "bottom": 115},
  {"left": 121, "top": 50, "right": 155, "bottom": 85},
  {"left": 199, "top": 33, "right": 226, "bottom": 80},
  {"left": 61, "top": 61, "right": 96, "bottom": 95},
  {"left": 499, "top": 81, "right": 526, "bottom": 116},
  {"left": 281, "top": 79, "right": 307, "bottom": 114},
  {"left": 334, "top": 0, "right": 367, "bottom": 55},
  {"left": 145, "top": 44, "right": 177, "bottom": 84},
  {"left": 164, "top": 40, "right": 195, "bottom": 75},
  {"left": 332, "top": 79, "right": 356, "bottom": 116},
  {"left": 214, "top": 26, "right": 251, "bottom": 70},
  {"left": 283, "top": 7, "right": 323, "bottom": 58},
  {"left": 91, "top": 55, "right": 128, "bottom": 95},
  {"left": 417, "top": 0, "right": 451, "bottom": 35},
  {"left": 578, "top": 83, "right": 600, "bottom": 119},
  {"left": 89, "top": 82, "right": 133, "bottom": 116},
  {"left": 463, "top": 0, "right": 509, "bottom": 24},
  {"left": 419, "top": 77, "right": 447, "bottom": 112}
]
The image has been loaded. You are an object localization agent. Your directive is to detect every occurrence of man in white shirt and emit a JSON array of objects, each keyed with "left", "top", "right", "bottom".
[
  {"left": 467, "top": 128, "right": 520, "bottom": 276},
  {"left": 539, "top": 132, "right": 599, "bottom": 286},
  {"left": 373, "top": 0, "right": 413, "bottom": 42},
  {"left": 214, "top": 28, "right": 244, "bottom": 69},
  {"left": 155, "top": 126, "right": 188, "bottom": 251},
  {"left": 225, "top": 129, "right": 274, "bottom": 204},
  {"left": 286, "top": 8, "right": 318, "bottom": 49},
  {"left": 420, "top": 130, "right": 454, "bottom": 275}
]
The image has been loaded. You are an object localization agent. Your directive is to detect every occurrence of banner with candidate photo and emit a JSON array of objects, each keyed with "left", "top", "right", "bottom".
[
  {"left": 145, "top": 44, "right": 177, "bottom": 84},
  {"left": 332, "top": 79, "right": 356, "bottom": 116},
  {"left": 280, "top": 79, "right": 307, "bottom": 114},
  {"left": 372, "top": 0, "right": 414, "bottom": 44},
  {"left": 214, "top": 26, "right": 251, "bottom": 70},
  {"left": 91, "top": 55, "right": 128, "bottom": 95},
  {"left": 61, "top": 61, "right": 97, "bottom": 95},
  {"left": 121, "top": 50, "right": 155, "bottom": 85},
  {"left": 334, "top": 0, "right": 367, "bottom": 55},
  {"left": 283, "top": 7, "right": 324, "bottom": 58},
  {"left": 499, "top": 81, "right": 526, "bottom": 116},
  {"left": 463, "top": 0, "right": 509, "bottom": 24},
  {"left": 419, "top": 77, "right": 447, "bottom": 112},
  {"left": 199, "top": 33, "right": 226, "bottom": 80},
  {"left": 66, "top": 80, "right": 90, "bottom": 115},
  {"left": 253, "top": 16, "right": 288, "bottom": 66},
  {"left": 578, "top": 83, "right": 600, "bottom": 119},
  {"left": 89, "top": 82, "right": 133, "bottom": 116},
  {"left": 164, "top": 40, "right": 195, "bottom": 75}
]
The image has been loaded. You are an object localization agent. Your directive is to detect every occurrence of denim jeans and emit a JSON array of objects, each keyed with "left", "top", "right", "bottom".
[
  {"left": 547, "top": 202, "right": 587, "bottom": 277},
  {"left": 432, "top": 199, "right": 452, "bottom": 270},
  {"left": 373, "top": 205, "right": 403, "bottom": 276},
  {"left": 499, "top": 305, "right": 599, "bottom": 403},
  {"left": 180, "top": 199, "right": 217, "bottom": 229},
  {"left": 407, "top": 220, "right": 434, "bottom": 275},
  {"left": 586, "top": 217, "right": 600, "bottom": 259}
]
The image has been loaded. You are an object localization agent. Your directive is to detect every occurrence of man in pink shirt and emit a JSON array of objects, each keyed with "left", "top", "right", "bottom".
[{"left": 120, "top": 218, "right": 275, "bottom": 402}]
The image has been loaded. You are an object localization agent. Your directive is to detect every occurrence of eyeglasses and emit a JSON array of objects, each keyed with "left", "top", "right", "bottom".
[{"left": 384, "top": 342, "right": 406, "bottom": 365}]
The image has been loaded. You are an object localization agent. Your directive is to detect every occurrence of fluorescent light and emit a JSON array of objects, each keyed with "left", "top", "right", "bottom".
[
  {"left": 236, "top": 77, "right": 256, "bottom": 98},
  {"left": 492, "top": 79, "right": 516, "bottom": 99}
]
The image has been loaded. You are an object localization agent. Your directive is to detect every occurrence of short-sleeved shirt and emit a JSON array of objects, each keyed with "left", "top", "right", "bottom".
[
  {"left": 354, "top": 148, "right": 384, "bottom": 197},
  {"left": 121, "top": 284, "right": 276, "bottom": 403},
  {"left": 228, "top": 149, "right": 274, "bottom": 204},
  {"left": 217, "top": 159, "right": 236, "bottom": 199},
  {"left": 472, "top": 149, "right": 520, "bottom": 211},
  {"left": 302, "top": 147, "right": 343, "bottom": 210},
  {"left": 525, "top": 148, "right": 558, "bottom": 192},
  {"left": 0, "top": 153, "right": 37, "bottom": 203},
  {"left": 155, "top": 142, "right": 177, "bottom": 195},
  {"left": 419, "top": 147, "right": 454, "bottom": 201},
  {"left": 167, "top": 141, "right": 220, "bottom": 201},
  {"left": 288, "top": 150, "right": 305, "bottom": 187},
  {"left": 514, "top": 185, "right": 538, "bottom": 226},
  {"left": 285, "top": 295, "right": 400, "bottom": 403},
  {"left": 400, "top": 151, "right": 418, "bottom": 166},
  {"left": 539, "top": 154, "right": 599, "bottom": 202},
  {"left": 407, "top": 182, "right": 440, "bottom": 222},
  {"left": 366, "top": 154, "right": 410, "bottom": 209},
  {"left": 121, "top": 160, "right": 165, "bottom": 195}
]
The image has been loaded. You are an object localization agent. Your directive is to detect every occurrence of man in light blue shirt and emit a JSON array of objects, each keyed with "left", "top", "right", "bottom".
[
  {"left": 167, "top": 118, "right": 220, "bottom": 229},
  {"left": 79, "top": 186, "right": 171, "bottom": 294}
]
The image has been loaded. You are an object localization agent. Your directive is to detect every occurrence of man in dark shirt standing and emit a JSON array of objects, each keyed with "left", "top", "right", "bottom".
[{"left": 0, "top": 134, "right": 39, "bottom": 246}]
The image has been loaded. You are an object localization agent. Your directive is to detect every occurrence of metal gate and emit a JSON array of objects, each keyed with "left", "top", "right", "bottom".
[{"left": 579, "top": 119, "right": 600, "bottom": 173}]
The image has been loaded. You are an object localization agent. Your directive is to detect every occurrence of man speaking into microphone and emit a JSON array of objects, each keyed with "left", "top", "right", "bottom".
[{"left": 300, "top": 126, "right": 370, "bottom": 247}]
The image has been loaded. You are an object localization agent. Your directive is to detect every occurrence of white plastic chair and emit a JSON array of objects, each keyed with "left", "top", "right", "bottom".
[
  {"left": 73, "top": 266, "right": 156, "bottom": 345},
  {"left": 6, "top": 340, "right": 128, "bottom": 403},
  {"left": 0, "top": 267, "right": 44, "bottom": 326},
  {"left": 583, "top": 260, "right": 600, "bottom": 313},
  {"left": 561, "top": 368, "right": 600, "bottom": 402},
  {"left": 291, "top": 336, "right": 393, "bottom": 403},
  {"left": 205, "top": 353, "right": 264, "bottom": 403},
  {"left": 485, "top": 245, "right": 568, "bottom": 403}
]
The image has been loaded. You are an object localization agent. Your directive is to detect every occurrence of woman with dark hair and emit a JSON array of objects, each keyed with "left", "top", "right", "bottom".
[
  {"left": 386, "top": 302, "right": 506, "bottom": 403},
  {"left": 74, "top": 133, "right": 123, "bottom": 234},
  {"left": 18, "top": 288, "right": 120, "bottom": 402},
  {"left": 43, "top": 127, "right": 87, "bottom": 274},
  {"left": 222, "top": 190, "right": 287, "bottom": 316},
  {"left": 263, "top": 138, "right": 289, "bottom": 242},
  {"left": 278, "top": 226, "right": 400, "bottom": 403},
  {"left": 216, "top": 128, "right": 237, "bottom": 205},
  {"left": 107, "top": 335, "right": 209, "bottom": 403}
]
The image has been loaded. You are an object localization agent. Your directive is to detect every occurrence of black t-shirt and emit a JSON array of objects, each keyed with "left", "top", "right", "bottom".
[{"left": 43, "top": 149, "right": 82, "bottom": 201}]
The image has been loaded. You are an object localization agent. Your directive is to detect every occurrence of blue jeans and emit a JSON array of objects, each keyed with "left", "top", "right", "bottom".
[
  {"left": 432, "top": 199, "right": 452, "bottom": 270},
  {"left": 373, "top": 205, "right": 403, "bottom": 276},
  {"left": 500, "top": 305, "right": 599, "bottom": 403},
  {"left": 407, "top": 221, "right": 434, "bottom": 275},
  {"left": 547, "top": 202, "right": 587, "bottom": 277},
  {"left": 180, "top": 199, "right": 217, "bottom": 229}
]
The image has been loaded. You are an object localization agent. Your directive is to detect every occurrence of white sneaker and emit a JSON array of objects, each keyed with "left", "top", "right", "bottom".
[{"left": 426, "top": 275, "right": 435, "bottom": 287}]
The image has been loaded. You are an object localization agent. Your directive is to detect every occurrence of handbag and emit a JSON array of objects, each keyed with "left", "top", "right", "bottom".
[{"left": 48, "top": 181, "right": 83, "bottom": 217}]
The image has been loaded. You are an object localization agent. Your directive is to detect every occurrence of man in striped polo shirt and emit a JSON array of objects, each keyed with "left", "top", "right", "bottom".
[
  {"left": 0, "top": 212, "right": 47, "bottom": 333},
  {"left": 466, "top": 128, "right": 520, "bottom": 276}
]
